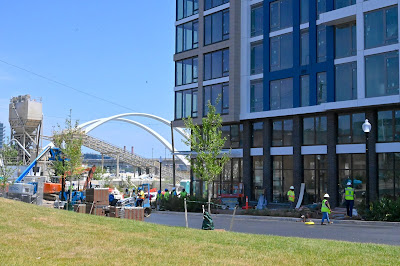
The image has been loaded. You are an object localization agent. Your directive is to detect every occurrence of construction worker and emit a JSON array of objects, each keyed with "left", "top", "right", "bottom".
[
  {"left": 164, "top": 188, "right": 170, "bottom": 201},
  {"left": 180, "top": 188, "right": 188, "bottom": 199},
  {"left": 136, "top": 188, "right": 145, "bottom": 207},
  {"left": 344, "top": 181, "right": 355, "bottom": 218},
  {"left": 287, "top": 186, "right": 295, "bottom": 209},
  {"left": 156, "top": 190, "right": 162, "bottom": 210},
  {"left": 172, "top": 187, "right": 177, "bottom": 197},
  {"left": 131, "top": 188, "right": 136, "bottom": 198},
  {"left": 321, "top": 193, "right": 333, "bottom": 225},
  {"left": 124, "top": 188, "right": 130, "bottom": 199}
]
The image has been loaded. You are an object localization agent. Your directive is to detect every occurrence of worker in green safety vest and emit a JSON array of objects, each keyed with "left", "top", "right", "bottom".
[
  {"left": 156, "top": 190, "right": 162, "bottom": 211},
  {"left": 164, "top": 188, "right": 170, "bottom": 201},
  {"left": 321, "top": 193, "right": 333, "bottom": 225},
  {"left": 180, "top": 188, "right": 188, "bottom": 199},
  {"left": 287, "top": 186, "right": 295, "bottom": 209},
  {"left": 343, "top": 181, "right": 355, "bottom": 218}
]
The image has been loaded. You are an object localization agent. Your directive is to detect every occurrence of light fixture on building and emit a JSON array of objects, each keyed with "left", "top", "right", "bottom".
[{"left": 362, "top": 119, "right": 372, "bottom": 207}]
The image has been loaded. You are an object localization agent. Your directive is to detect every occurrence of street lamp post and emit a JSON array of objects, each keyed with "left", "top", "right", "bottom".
[
  {"left": 159, "top": 156, "right": 163, "bottom": 191},
  {"left": 362, "top": 119, "right": 372, "bottom": 207}
]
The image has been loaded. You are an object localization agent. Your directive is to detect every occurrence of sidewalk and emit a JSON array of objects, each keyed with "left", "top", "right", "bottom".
[{"left": 152, "top": 210, "right": 400, "bottom": 227}]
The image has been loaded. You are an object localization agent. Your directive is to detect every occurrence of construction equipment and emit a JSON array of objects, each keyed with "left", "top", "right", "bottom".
[{"left": 83, "top": 165, "right": 96, "bottom": 190}]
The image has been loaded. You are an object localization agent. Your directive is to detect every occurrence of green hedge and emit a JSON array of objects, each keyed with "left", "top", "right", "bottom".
[{"left": 358, "top": 197, "right": 400, "bottom": 222}]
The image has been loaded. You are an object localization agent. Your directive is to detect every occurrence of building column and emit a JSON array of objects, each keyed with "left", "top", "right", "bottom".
[
  {"left": 366, "top": 109, "right": 378, "bottom": 202},
  {"left": 327, "top": 112, "right": 338, "bottom": 207},
  {"left": 263, "top": 118, "right": 273, "bottom": 203},
  {"left": 292, "top": 116, "right": 303, "bottom": 199},
  {"left": 243, "top": 120, "right": 252, "bottom": 200}
]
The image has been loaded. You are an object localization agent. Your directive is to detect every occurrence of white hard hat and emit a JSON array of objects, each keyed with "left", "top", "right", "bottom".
[
  {"left": 347, "top": 182, "right": 352, "bottom": 186},
  {"left": 290, "top": 186, "right": 294, "bottom": 189},
  {"left": 324, "top": 193, "right": 330, "bottom": 198}
]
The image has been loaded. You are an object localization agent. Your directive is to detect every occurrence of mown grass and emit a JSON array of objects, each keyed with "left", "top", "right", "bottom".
[{"left": 0, "top": 198, "right": 399, "bottom": 265}]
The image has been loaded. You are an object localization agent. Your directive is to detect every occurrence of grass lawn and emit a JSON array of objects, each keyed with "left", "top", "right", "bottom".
[{"left": 0, "top": 198, "right": 399, "bottom": 265}]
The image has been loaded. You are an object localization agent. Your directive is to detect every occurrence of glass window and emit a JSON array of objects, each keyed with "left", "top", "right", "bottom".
[
  {"left": 338, "top": 113, "right": 365, "bottom": 144},
  {"left": 303, "top": 155, "right": 328, "bottom": 204},
  {"left": 365, "top": 6, "right": 398, "bottom": 49},
  {"left": 301, "top": 30, "right": 309, "bottom": 66},
  {"left": 365, "top": 51, "right": 399, "bottom": 98},
  {"left": 251, "top": 42, "right": 263, "bottom": 75},
  {"left": 251, "top": 4, "right": 263, "bottom": 37},
  {"left": 270, "top": 33, "right": 293, "bottom": 71},
  {"left": 334, "top": 0, "right": 355, "bottom": 10},
  {"left": 335, "top": 23, "right": 356, "bottom": 59},
  {"left": 317, "top": 25, "right": 327, "bottom": 62},
  {"left": 270, "top": 78, "right": 293, "bottom": 110},
  {"left": 317, "top": 0, "right": 327, "bottom": 20},
  {"left": 300, "top": 0, "right": 309, "bottom": 24},
  {"left": 378, "top": 153, "right": 400, "bottom": 199},
  {"left": 175, "top": 89, "right": 198, "bottom": 120},
  {"left": 205, "top": 0, "right": 229, "bottom": 11},
  {"left": 317, "top": 72, "right": 327, "bottom": 105},
  {"left": 251, "top": 80, "right": 263, "bottom": 113},
  {"left": 303, "top": 116, "right": 327, "bottom": 145},
  {"left": 253, "top": 156, "right": 263, "bottom": 200},
  {"left": 204, "top": 49, "right": 229, "bottom": 81},
  {"left": 175, "top": 57, "right": 198, "bottom": 86},
  {"left": 252, "top": 122, "right": 263, "bottom": 148},
  {"left": 301, "top": 75, "right": 310, "bottom": 107},
  {"left": 176, "top": 20, "right": 198, "bottom": 53},
  {"left": 338, "top": 154, "right": 366, "bottom": 205},
  {"left": 203, "top": 83, "right": 229, "bottom": 116},
  {"left": 378, "top": 110, "right": 400, "bottom": 142},
  {"left": 272, "top": 155, "right": 293, "bottom": 203},
  {"left": 272, "top": 119, "right": 293, "bottom": 147},
  {"left": 270, "top": 0, "right": 293, "bottom": 32},
  {"left": 336, "top": 62, "right": 357, "bottom": 101},
  {"left": 177, "top": 0, "right": 199, "bottom": 21},
  {"left": 204, "top": 9, "right": 229, "bottom": 45}
]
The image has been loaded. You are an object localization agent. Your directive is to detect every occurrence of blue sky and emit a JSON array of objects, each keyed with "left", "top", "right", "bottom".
[{"left": 0, "top": 0, "right": 187, "bottom": 159}]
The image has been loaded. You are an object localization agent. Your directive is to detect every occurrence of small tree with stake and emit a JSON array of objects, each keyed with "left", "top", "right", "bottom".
[{"left": 183, "top": 100, "right": 229, "bottom": 213}]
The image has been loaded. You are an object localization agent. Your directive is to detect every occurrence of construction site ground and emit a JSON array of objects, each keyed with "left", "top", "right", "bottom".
[{"left": 146, "top": 211, "right": 400, "bottom": 246}]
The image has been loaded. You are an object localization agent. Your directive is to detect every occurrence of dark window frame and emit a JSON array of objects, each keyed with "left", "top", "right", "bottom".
[
  {"left": 175, "top": 88, "right": 198, "bottom": 120},
  {"left": 175, "top": 56, "right": 198, "bottom": 86},
  {"left": 176, "top": 20, "right": 199, "bottom": 53},
  {"left": 204, "top": 9, "right": 230, "bottom": 46},
  {"left": 251, "top": 41, "right": 263, "bottom": 75},
  {"left": 302, "top": 115, "right": 328, "bottom": 145},
  {"left": 272, "top": 119, "right": 293, "bottom": 147},
  {"left": 335, "top": 22, "right": 357, "bottom": 59},
  {"left": 377, "top": 109, "right": 400, "bottom": 142},
  {"left": 204, "top": 48, "right": 229, "bottom": 81},
  {"left": 337, "top": 112, "right": 366, "bottom": 144},
  {"left": 204, "top": 0, "right": 229, "bottom": 11},
  {"left": 176, "top": 0, "right": 199, "bottom": 21},
  {"left": 203, "top": 82, "right": 229, "bottom": 116},
  {"left": 251, "top": 3, "right": 263, "bottom": 37},
  {"left": 250, "top": 79, "right": 264, "bottom": 113}
]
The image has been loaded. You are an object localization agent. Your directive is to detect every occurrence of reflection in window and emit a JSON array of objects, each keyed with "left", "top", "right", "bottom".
[
  {"left": 270, "top": 33, "right": 293, "bottom": 71},
  {"left": 304, "top": 155, "right": 327, "bottom": 204},
  {"left": 204, "top": 49, "right": 229, "bottom": 81},
  {"left": 203, "top": 83, "right": 229, "bottom": 115},
  {"left": 205, "top": 0, "right": 229, "bottom": 11},
  {"left": 204, "top": 9, "right": 229, "bottom": 45},
  {"left": 303, "top": 116, "right": 327, "bottom": 145},
  {"left": 251, "top": 42, "right": 263, "bottom": 75},
  {"left": 337, "top": 113, "right": 365, "bottom": 144},
  {"left": 378, "top": 153, "right": 400, "bottom": 199},
  {"left": 175, "top": 57, "right": 198, "bottom": 86},
  {"left": 252, "top": 122, "right": 263, "bottom": 148},
  {"left": 378, "top": 110, "right": 400, "bottom": 142},
  {"left": 270, "top": 78, "right": 293, "bottom": 110},
  {"left": 300, "top": 0, "right": 309, "bottom": 24},
  {"left": 317, "top": 25, "right": 327, "bottom": 62},
  {"left": 272, "top": 119, "right": 293, "bottom": 147},
  {"left": 253, "top": 156, "right": 263, "bottom": 200},
  {"left": 251, "top": 4, "right": 263, "bottom": 37},
  {"left": 338, "top": 154, "right": 366, "bottom": 205},
  {"left": 250, "top": 80, "right": 263, "bottom": 113},
  {"left": 301, "top": 30, "right": 309, "bottom": 66},
  {"left": 272, "top": 155, "right": 293, "bottom": 203},
  {"left": 317, "top": 72, "right": 327, "bottom": 105},
  {"left": 175, "top": 89, "right": 198, "bottom": 120},
  {"left": 365, "top": 51, "right": 399, "bottom": 98},
  {"left": 176, "top": 20, "right": 198, "bottom": 53},
  {"left": 335, "top": 62, "right": 357, "bottom": 101},
  {"left": 365, "top": 6, "right": 398, "bottom": 49},
  {"left": 335, "top": 23, "right": 356, "bottom": 59},
  {"left": 177, "top": 0, "right": 199, "bottom": 20},
  {"left": 270, "top": 0, "right": 293, "bottom": 32},
  {"left": 301, "top": 75, "right": 310, "bottom": 107}
]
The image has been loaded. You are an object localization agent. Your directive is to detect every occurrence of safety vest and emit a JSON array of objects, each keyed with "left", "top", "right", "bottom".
[
  {"left": 157, "top": 193, "right": 162, "bottom": 200},
  {"left": 164, "top": 191, "right": 170, "bottom": 200},
  {"left": 180, "top": 191, "right": 187, "bottom": 198},
  {"left": 139, "top": 190, "right": 145, "bottom": 199},
  {"left": 321, "top": 199, "right": 331, "bottom": 213},
  {"left": 345, "top": 187, "right": 354, "bottom": 200},
  {"left": 287, "top": 190, "right": 295, "bottom": 202}
]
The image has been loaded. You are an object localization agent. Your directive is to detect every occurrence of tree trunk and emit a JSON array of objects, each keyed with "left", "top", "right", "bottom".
[{"left": 208, "top": 183, "right": 211, "bottom": 214}]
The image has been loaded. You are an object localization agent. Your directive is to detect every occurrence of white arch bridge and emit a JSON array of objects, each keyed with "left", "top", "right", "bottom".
[{"left": 76, "top": 113, "right": 190, "bottom": 180}]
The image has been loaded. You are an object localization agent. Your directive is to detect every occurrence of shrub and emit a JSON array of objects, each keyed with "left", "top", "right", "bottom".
[{"left": 358, "top": 196, "right": 400, "bottom": 222}]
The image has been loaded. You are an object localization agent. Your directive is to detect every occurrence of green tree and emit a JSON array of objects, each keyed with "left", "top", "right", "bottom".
[
  {"left": 183, "top": 101, "right": 229, "bottom": 213},
  {"left": 0, "top": 139, "right": 18, "bottom": 194},
  {"left": 51, "top": 111, "right": 84, "bottom": 203}
]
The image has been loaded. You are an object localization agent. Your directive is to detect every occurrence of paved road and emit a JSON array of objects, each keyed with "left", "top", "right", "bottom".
[{"left": 146, "top": 211, "right": 400, "bottom": 246}]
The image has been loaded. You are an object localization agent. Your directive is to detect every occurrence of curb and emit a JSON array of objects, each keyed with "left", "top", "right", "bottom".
[{"left": 151, "top": 210, "right": 400, "bottom": 227}]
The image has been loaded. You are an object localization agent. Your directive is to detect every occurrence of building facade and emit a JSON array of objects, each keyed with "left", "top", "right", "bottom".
[
  {"left": 0, "top": 122, "right": 5, "bottom": 149},
  {"left": 173, "top": 0, "right": 400, "bottom": 206}
]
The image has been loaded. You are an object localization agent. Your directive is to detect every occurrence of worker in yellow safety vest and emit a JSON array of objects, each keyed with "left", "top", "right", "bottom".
[
  {"left": 136, "top": 188, "right": 145, "bottom": 207},
  {"left": 344, "top": 181, "right": 355, "bottom": 218},
  {"left": 321, "top": 194, "right": 333, "bottom": 225},
  {"left": 287, "top": 186, "right": 295, "bottom": 209}
]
